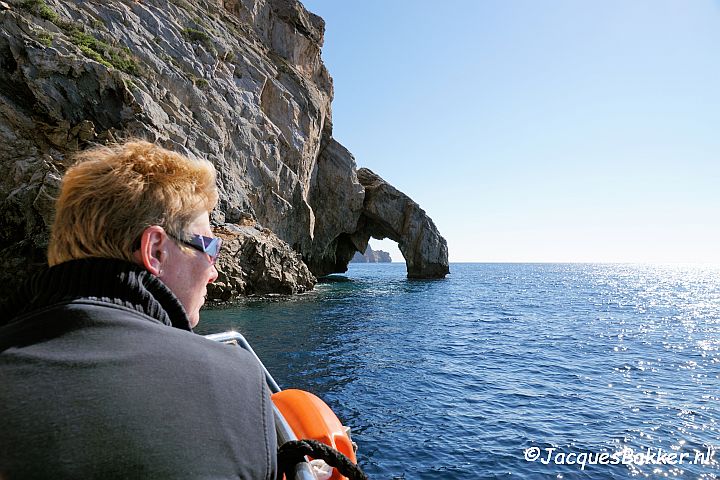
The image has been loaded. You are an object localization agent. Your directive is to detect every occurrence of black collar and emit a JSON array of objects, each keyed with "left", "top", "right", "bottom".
[{"left": 0, "top": 257, "right": 192, "bottom": 331}]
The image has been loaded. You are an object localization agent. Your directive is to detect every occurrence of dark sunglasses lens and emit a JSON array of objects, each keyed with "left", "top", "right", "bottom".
[
  {"left": 205, "top": 237, "right": 221, "bottom": 259},
  {"left": 190, "top": 235, "right": 221, "bottom": 260}
]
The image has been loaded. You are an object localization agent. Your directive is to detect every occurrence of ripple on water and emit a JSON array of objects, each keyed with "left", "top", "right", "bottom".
[{"left": 198, "top": 263, "right": 720, "bottom": 478}]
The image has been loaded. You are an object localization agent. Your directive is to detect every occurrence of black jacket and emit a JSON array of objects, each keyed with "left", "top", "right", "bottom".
[{"left": 0, "top": 258, "right": 277, "bottom": 479}]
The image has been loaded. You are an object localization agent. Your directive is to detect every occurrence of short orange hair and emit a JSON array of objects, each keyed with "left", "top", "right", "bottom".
[{"left": 48, "top": 140, "right": 218, "bottom": 266}]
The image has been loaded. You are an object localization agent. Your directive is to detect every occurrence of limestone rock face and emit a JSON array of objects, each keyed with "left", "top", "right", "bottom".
[
  {"left": 208, "top": 224, "right": 315, "bottom": 299},
  {"left": 0, "top": 0, "right": 333, "bottom": 299},
  {"left": 0, "top": 0, "right": 448, "bottom": 302},
  {"left": 306, "top": 136, "right": 365, "bottom": 274},
  {"left": 350, "top": 245, "right": 391, "bottom": 263},
  {"left": 355, "top": 168, "right": 449, "bottom": 278}
]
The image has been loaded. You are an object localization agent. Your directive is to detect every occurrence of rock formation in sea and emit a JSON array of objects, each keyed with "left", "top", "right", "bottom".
[
  {"left": 210, "top": 222, "right": 315, "bottom": 298},
  {"left": 0, "top": 0, "right": 449, "bottom": 302},
  {"left": 354, "top": 168, "right": 449, "bottom": 278},
  {"left": 350, "top": 245, "right": 391, "bottom": 264}
]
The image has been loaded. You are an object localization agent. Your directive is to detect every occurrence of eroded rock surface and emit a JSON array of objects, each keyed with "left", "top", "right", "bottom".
[
  {"left": 350, "top": 245, "right": 391, "bottom": 263},
  {"left": 354, "top": 168, "right": 449, "bottom": 278},
  {"left": 0, "top": 0, "right": 448, "bottom": 302},
  {"left": 306, "top": 136, "right": 365, "bottom": 275},
  {"left": 209, "top": 223, "right": 315, "bottom": 299}
]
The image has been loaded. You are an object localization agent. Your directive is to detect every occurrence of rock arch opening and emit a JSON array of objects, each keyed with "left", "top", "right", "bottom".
[
  {"left": 350, "top": 238, "right": 401, "bottom": 264},
  {"left": 349, "top": 168, "right": 449, "bottom": 278}
]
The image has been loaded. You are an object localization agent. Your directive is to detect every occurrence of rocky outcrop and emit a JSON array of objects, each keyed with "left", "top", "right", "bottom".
[
  {"left": 306, "top": 137, "right": 365, "bottom": 274},
  {"left": 0, "top": 0, "right": 448, "bottom": 302},
  {"left": 350, "top": 245, "right": 391, "bottom": 263},
  {"left": 209, "top": 223, "right": 315, "bottom": 299},
  {"left": 353, "top": 168, "right": 449, "bottom": 278}
]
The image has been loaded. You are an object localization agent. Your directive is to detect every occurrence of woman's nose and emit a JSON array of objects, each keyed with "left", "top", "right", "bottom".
[{"left": 208, "top": 264, "right": 218, "bottom": 283}]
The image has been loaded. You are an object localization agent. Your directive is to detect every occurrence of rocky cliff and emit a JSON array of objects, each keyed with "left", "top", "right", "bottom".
[
  {"left": 350, "top": 245, "right": 391, "bottom": 264},
  {"left": 0, "top": 0, "right": 448, "bottom": 302}
]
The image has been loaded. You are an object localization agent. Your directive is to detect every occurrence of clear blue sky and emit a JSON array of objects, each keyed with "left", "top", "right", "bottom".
[{"left": 301, "top": 0, "right": 720, "bottom": 263}]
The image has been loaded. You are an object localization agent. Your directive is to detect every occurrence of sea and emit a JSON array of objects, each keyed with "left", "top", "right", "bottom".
[{"left": 196, "top": 263, "right": 720, "bottom": 479}]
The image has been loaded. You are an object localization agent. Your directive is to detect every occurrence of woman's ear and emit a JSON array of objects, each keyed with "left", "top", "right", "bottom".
[{"left": 132, "top": 226, "right": 167, "bottom": 276}]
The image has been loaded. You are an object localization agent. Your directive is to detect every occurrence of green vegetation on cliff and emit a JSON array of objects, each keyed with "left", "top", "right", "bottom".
[{"left": 20, "top": 0, "right": 141, "bottom": 76}]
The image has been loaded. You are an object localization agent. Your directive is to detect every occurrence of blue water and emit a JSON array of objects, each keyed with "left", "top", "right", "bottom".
[{"left": 196, "top": 263, "right": 720, "bottom": 479}]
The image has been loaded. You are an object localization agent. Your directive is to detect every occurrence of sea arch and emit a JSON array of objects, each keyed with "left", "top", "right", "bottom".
[{"left": 351, "top": 168, "right": 449, "bottom": 278}]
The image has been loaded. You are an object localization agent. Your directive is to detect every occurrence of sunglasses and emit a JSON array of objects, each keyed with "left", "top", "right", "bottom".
[{"left": 170, "top": 233, "right": 222, "bottom": 264}]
